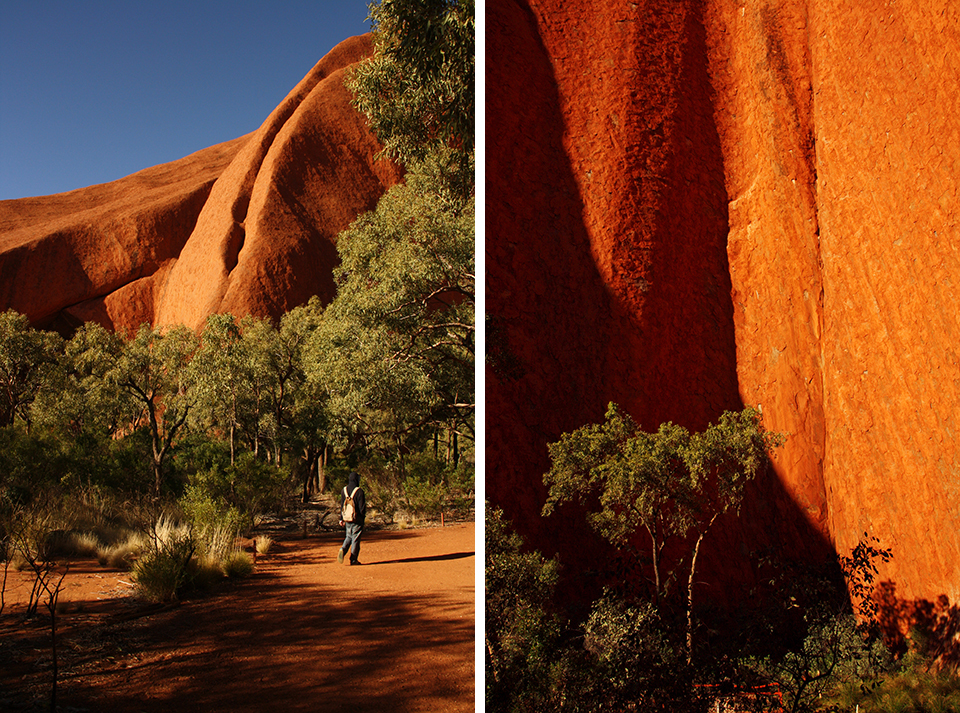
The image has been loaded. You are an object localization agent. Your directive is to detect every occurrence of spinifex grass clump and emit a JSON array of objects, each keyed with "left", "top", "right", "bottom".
[
  {"left": 39, "top": 529, "right": 102, "bottom": 559},
  {"left": 827, "top": 653, "right": 960, "bottom": 713},
  {"left": 222, "top": 550, "right": 254, "bottom": 578},
  {"left": 192, "top": 522, "right": 240, "bottom": 588},
  {"left": 96, "top": 531, "right": 147, "bottom": 570},
  {"left": 131, "top": 515, "right": 255, "bottom": 602},
  {"left": 132, "top": 517, "right": 196, "bottom": 603},
  {"left": 255, "top": 535, "right": 273, "bottom": 555}
]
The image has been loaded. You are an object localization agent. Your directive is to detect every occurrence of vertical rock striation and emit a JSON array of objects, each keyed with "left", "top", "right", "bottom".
[{"left": 488, "top": 0, "right": 960, "bottom": 608}]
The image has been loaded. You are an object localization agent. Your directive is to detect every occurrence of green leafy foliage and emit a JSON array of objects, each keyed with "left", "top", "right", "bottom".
[
  {"left": 33, "top": 322, "right": 128, "bottom": 438},
  {"left": 302, "top": 0, "right": 476, "bottom": 485},
  {"left": 350, "top": 0, "right": 474, "bottom": 187},
  {"left": 485, "top": 505, "right": 563, "bottom": 712},
  {"left": 542, "top": 405, "right": 783, "bottom": 670},
  {"left": 573, "top": 593, "right": 707, "bottom": 712},
  {"left": 180, "top": 451, "right": 290, "bottom": 534},
  {"left": 732, "top": 537, "right": 899, "bottom": 713},
  {"left": 0, "top": 309, "right": 62, "bottom": 427},
  {"left": 310, "top": 158, "right": 474, "bottom": 457},
  {"left": 189, "top": 314, "right": 251, "bottom": 462},
  {"left": 544, "top": 404, "right": 781, "bottom": 610},
  {"left": 109, "top": 324, "right": 199, "bottom": 494},
  {"left": 0, "top": 428, "right": 70, "bottom": 510}
]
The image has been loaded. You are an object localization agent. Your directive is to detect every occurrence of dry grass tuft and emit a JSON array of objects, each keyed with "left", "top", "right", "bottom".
[
  {"left": 97, "top": 532, "right": 147, "bottom": 570},
  {"left": 255, "top": 535, "right": 273, "bottom": 555},
  {"left": 222, "top": 550, "right": 255, "bottom": 578}
]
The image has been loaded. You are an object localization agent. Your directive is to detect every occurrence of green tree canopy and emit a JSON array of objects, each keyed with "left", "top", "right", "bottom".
[
  {"left": 351, "top": 0, "right": 474, "bottom": 186},
  {"left": 0, "top": 310, "right": 62, "bottom": 428},
  {"left": 188, "top": 314, "right": 255, "bottom": 465},
  {"left": 109, "top": 324, "right": 198, "bottom": 495},
  {"left": 33, "top": 321, "right": 128, "bottom": 438},
  {"left": 311, "top": 140, "right": 474, "bottom": 462},
  {"left": 314, "top": 0, "right": 474, "bottom": 466},
  {"left": 543, "top": 404, "right": 783, "bottom": 661}
]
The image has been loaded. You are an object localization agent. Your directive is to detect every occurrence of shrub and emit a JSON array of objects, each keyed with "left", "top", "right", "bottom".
[
  {"left": 222, "top": 550, "right": 254, "bottom": 578},
  {"left": 180, "top": 488, "right": 244, "bottom": 547},
  {"left": 403, "top": 473, "right": 446, "bottom": 519},
  {"left": 398, "top": 451, "right": 475, "bottom": 520},
  {"left": 485, "top": 505, "right": 564, "bottom": 711},
  {"left": 181, "top": 453, "right": 291, "bottom": 533},
  {"left": 132, "top": 530, "right": 195, "bottom": 603},
  {"left": 255, "top": 535, "right": 273, "bottom": 555},
  {"left": 39, "top": 529, "right": 77, "bottom": 559},
  {"left": 445, "top": 460, "right": 475, "bottom": 515},
  {"left": 362, "top": 460, "right": 397, "bottom": 507},
  {"left": 582, "top": 594, "right": 691, "bottom": 703}
]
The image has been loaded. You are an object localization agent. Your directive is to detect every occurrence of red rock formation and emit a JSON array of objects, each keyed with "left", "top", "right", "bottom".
[
  {"left": 0, "top": 34, "right": 402, "bottom": 334},
  {"left": 156, "top": 34, "right": 403, "bottom": 330},
  {"left": 487, "top": 0, "right": 960, "bottom": 609},
  {"left": 0, "top": 138, "right": 244, "bottom": 332}
]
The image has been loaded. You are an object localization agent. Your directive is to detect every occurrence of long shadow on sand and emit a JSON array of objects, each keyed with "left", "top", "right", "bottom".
[
  {"left": 370, "top": 552, "right": 474, "bottom": 565},
  {"left": 10, "top": 531, "right": 474, "bottom": 713}
]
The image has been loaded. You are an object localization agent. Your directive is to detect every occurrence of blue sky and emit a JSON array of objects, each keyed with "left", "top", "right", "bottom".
[{"left": 0, "top": 1, "right": 373, "bottom": 200}]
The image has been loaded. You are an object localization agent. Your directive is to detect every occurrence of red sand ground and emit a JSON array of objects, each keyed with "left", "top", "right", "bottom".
[{"left": 0, "top": 522, "right": 475, "bottom": 712}]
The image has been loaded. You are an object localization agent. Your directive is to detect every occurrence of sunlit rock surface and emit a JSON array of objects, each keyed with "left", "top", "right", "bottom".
[
  {"left": 487, "top": 0, "right": 960, "bottom": 611},
  {"left": 0, "top": 34, "right": 402, "bottom": 334}
]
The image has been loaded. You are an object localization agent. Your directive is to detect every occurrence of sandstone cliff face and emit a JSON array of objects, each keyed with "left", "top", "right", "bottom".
[
  {"left": 0, "top": 34, "right": 402, "bottom": 334},
  {"left": 488, "top": 0, "right": 960, "bottom": 609}
]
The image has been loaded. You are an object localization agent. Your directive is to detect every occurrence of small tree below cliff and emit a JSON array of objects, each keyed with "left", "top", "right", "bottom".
[
  {"left": 0, "top": 310, "right": 62, "bottom": 428},
  {"left": 543, "top": 404, "right": 782, "bottom": 662},
  {"left": 109, "top": 324, "right": 198, "bottom": 496}
]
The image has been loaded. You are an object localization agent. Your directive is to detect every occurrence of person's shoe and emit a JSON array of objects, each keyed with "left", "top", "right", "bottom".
[
  {"left": 337, "top": 548, "right": 344, "bottom": 564},
  {"left": 350, "top": 560, "right": 362, "bottom": 566}
]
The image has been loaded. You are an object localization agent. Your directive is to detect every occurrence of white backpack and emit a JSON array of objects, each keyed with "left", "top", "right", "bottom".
[{"left": 342, "top": 486, "right": 360, "bottom": 523}]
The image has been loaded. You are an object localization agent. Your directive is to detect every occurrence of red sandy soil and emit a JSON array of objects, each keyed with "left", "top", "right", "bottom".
[{"left": 0, "top": 521, "right": 475, "bottom": 712}]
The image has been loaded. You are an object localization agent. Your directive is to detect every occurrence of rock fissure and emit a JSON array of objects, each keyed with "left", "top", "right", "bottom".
[{"left": 488, "top": 0, "right": 960, "bottom": 608}]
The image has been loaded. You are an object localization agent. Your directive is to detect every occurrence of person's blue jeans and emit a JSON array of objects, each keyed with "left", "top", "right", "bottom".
[{"left": 341, "top": 522, "right": 363, "bottom": 564}]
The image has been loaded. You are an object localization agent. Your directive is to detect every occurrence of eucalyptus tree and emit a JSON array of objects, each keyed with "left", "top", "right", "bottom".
[
  {"left": 109, "top": 324, "right": 198, "bottom": 495},
  {"left": 543, "top": 404, "right": 782, "bottom": 661},
  {"left": 241, "top": 299, "right": 334, "bottom": 491},
  {"left": 0, "top": 310, "right": 62, "bottom": 428},
  {"left": 189, "top": 314, "right": 252, "bottom": 465},
  {"left": 315, "top": 0, "right": 475, "bottom": 470},
  {"left": 266, "top": 299, "right": 338, "bottom": 496},
  {"left": 311, "top": 161, "right": 474, "bottom": 465},
  {"left": 350, "top": 0, "right": 474, "bottom": 193},
  {"left": 33, "top": 322, "right": 128, "bottom": 438}
]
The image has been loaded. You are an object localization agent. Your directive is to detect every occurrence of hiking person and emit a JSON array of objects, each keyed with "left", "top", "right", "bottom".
[{"left": 337, "top": 471, "right": 366, "bottom": 565}]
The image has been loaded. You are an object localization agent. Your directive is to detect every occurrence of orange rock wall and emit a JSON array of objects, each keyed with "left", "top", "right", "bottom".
[
  {"left": 156, "top": 34, "right": 402, "bottom": 330},
  {"left": 488, "top": 0, "right": 960, "bottom": 605},
  {"left": 0, "top": 138, "right": 242, "bottom": 331},
  {"left": 0, "top": 34, "right": 401, "bottom": 334},
  {"left": 810, "top": 1, "right": 960, "bottom": 601}
]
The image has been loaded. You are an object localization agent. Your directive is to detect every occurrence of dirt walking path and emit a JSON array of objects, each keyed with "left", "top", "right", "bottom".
[{"left": 0, "top": 522, "right": 475, "bottom": 712}]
